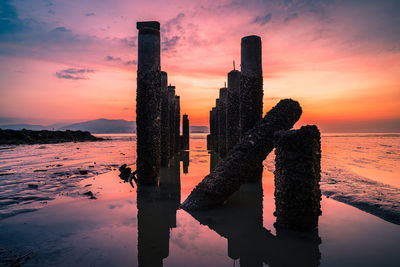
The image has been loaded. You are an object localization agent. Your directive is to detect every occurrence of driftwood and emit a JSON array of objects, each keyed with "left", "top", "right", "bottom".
[{"left": 181, "top": 99, "right": 302, "bottom": 210}]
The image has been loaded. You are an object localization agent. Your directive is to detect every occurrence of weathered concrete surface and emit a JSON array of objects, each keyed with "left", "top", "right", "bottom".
[
  {"left": 181, "top": 99, "right": 302, "bottom": 210},
  {"left": 214, "top": 99, "right": 220, "bottom": 154},
  {"left": 218, "top": 88, "right": 228, "bottom": 157},
  {"left": 182, "top": 114, "right": 189, "bottom": 150},
  {"left": 240, "top": 35, "right": 263, "bottom": 139},
  {"left": 161, "top": 71, "right": 169, "bottom": 167},
  {"left": 174, "top": 95, "right": 181, "bottom": 154},
  {"left": 168, "top": 86, "right": 176, "bottom": 158},
  {"left": 226, "top": 70, "right": 241, "bottom": 153},
  {"left": 136, "top": 21, "right": 161, "bottom": 185},
  {"left": 211, "top": 107, "right": 217, "bottom": 150},
  {"left": 274, "top": 125, "right": 322, "bottom": 231}
]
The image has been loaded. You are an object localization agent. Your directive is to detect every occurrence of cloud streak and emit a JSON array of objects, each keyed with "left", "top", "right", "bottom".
[{"left": 55, "top": 68, "right": 95, "bottom": 80}]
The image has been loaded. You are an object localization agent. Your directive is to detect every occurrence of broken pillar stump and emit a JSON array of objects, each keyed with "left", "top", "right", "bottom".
[
  {"left": 273, "top": 125, "right": 322, "bottom": 231},
  {"left": 174, "top": 95, "right": 180, "bottom": 154},
  {"left": 168, "top": 86, "right": 176, "bottom": 158},
  {"left": 218, "top": 87, "right": 227, "bottom": 157},
  {"left": 182, "top": 114, "right": 189, "bottom": 150},
  {"left": 161, "top": 71, "right": 170, "bottom": 167},
  {"left": 226, "top": 69, "right": 241, "bottom": 153},
  {"left": 136, "top": 21, "right": 161, "bottom": 185},
  {"left": 181, "top": 99, "right": 302, "bottom": 210}
]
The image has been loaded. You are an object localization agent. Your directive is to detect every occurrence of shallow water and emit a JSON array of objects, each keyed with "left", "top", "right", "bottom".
[{"left": 0, "top": 133, "right": 399, "bottom": 266}]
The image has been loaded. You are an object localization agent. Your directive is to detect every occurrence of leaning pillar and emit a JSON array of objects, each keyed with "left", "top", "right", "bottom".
[
  {"left": 168, "top": 86, "right": 176, "bottom": 158},
  {"left": 226, "top": 69, "right": 241, "bottom": 153},
  {"left": 161, "top": 71, "right": 169, "bottom": 167},
  {"left": 218, "top": 87, "right": 227, "bottom": 157},
  {"left": 274, "top": 125, "right": 322, "bottom": 231},
  {"left": 136, "top": 21, "right": 161, "bottom": 185},
  {"left": 182, "top": 114, "right": 189, "bottom": 150},
  {"left": 174, "top": 95, "right": 181, "bottom": 153}
]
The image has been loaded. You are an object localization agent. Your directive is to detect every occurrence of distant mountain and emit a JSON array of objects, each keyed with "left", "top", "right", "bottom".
[
  {"left": 0, "top": 119, "right": 136, "bottom": 133},
  {"left": 190, "top": 125, "right": 209, "bottom": 133},
  {"left": 59, "top": 119, "right": 136, "bottom": 133},
  {"left": 0, "top": 124, "right": 46, "bottom": 130}
]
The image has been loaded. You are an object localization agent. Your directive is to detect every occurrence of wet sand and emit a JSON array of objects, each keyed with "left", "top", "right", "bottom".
[{"left": 0, "top": 133, "right": 399, "bottom": 266}]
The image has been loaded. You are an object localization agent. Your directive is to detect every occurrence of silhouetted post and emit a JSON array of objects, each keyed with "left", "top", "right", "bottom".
[
  {"left": 182, "top": 114, "right": 189, "bottom": 150},
  {"left": 218, "top": 87, "right": 227, "bottom": 157},
  {"left": 240, "top": 35, "right": 263, "bottom": 182},
  {"left": 174, "top": 95, "right": 180, "bottom": 153},
  {"left": 161, "top": 71, "right": 169, "bottom": 167},
  {"left": 215, "top": 99, "right": 220, "bottom": 154},
  {"left": 168, "top": 86, "right": 176, "bottom": 158},
  {"left": 274, "top": 125, "right": 322, "bottom": 231},
  {"left": 181, "top": 99, "right": 302, "bottom": 210},
  {"left": 207, "top": 109, "right": 213, "bottom": 150},
  {"left": 226, "top": 69, "right": 241, "bottom": 153},
  {"left": 136, "top": 21, "right": 161, "bottom": 185},
  {"left": 240, "top": 35, "right": 263, "bottom": 137}
]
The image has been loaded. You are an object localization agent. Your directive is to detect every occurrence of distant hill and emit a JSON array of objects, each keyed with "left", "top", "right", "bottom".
[
  {"left": 190, "top": 126, "right": 209, "bottom": 133},
  {"left": 0, "top": 124, "right": 47, "bottom": 130},
  {"left": 59, "top": 119, "right": 136, "bottom": 133},
  {"left": 1, "top": 119, "right": 136, "bottom": 133}
]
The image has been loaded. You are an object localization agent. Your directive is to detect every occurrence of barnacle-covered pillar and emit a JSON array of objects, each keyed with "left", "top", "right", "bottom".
[{"left": 136, "top": 21, "right": 161, "bottom": 185}]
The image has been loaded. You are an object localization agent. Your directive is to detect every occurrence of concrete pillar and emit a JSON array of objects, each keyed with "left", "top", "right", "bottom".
[
  {"left": 182, "top": 114, "right": 189, "bottom": 150},
  {"left": 240, "top": 35, "right": 263, "bottom": 138},
  {"left": 168, "top": 86, "right": 176, "bottom": 158},
  {"left": 274, "top": 125, "right": 322, "bottom": 231},
  {"left": 161, "top": 71, "right": 169, "bottom": 167},
  {"left": 215, "top": 99, "right": 220, "bottom": 154},
  {"left": 174, "top": 95, "right": 180, "bottom": 154},
  {"left": 226, "top": 70, "right": 241, "bottom": 152},
  {"left": 136, "top": 21, "right": 161, "bottom": 185},
  {"left": 218, "top": 87, "right": 227, "bottom": 158}
]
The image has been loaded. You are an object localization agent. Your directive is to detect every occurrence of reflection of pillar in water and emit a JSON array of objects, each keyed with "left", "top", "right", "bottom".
[
  {"left": 181, "top": 150, "right": 189, "bottom": 174},
  {"left": 274, "top": 125, "right": 322, "bottom": 231},
  {"left": 137, "top": 159, "right": 181, "bottom": 266},
  {"left": 174, "top": 96, "right": 181, "bottom": 153},
  {"left": 218, "top": 87, "right": 227, "bottom": 157},
  {"left": 168, "top": 86, "right": 176, "bottom": 158},
  {"left": 161, "top": 71, "right": 170, "bottom": 167},
  {"left": 226, "top": 69, "right": 241, "bottom": 153},
  {"left": 182, "top": 114, "right": 189, "bottom": 150},
  {"left": 136, "top": 21, "right": 161, "bottom": 185}
]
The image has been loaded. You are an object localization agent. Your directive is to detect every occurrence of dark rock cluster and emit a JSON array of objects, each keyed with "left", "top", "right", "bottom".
[
  {"left": 0, "top": 129, "right": 103, "bottom": 145},
  {"left": 273, "top": 125, "right": 322, "bottom": 231}
]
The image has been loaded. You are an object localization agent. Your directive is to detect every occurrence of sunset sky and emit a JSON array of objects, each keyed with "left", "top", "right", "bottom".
[{"left": 0, "top": 0, "right": 399, "bottom": 132}]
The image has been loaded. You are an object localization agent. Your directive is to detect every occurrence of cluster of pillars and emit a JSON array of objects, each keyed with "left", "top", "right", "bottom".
[
  {"left": 136, "top": 21, "right": 189, "bottom": 185},
  {"left": 208, "top": 35, "right": 263, "bottom": 160}
]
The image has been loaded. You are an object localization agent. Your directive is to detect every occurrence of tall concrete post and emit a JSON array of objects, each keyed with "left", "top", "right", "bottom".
[
  {"left": 218, "top": 87, "right": 228, "bottom": 158},
  {"left": 161, "top": 71, "right": 169, "bottom": 167},
  {"left": 240, "top": 35, "right": 263, "bottom": 138},
  {"left": 182, "top": 114, "right": 189, "bottom": 150},
  {"left": 136, "top": 21, "right": 161, "bottom": 185},
  {"left": 174, "top": 95, "right": 180, "bottom": 154},
  {"left": 274, "top": 125, "right": 322, "bottom": 231},
  {"left": 168, "top": 86, "right": 176, "bottom": 158},
  {"left": 226, "top": 69, "right": 241, "bottom": 153},
  {"left": 240, "top": 35, "right": 263, "bottom": 182}
]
